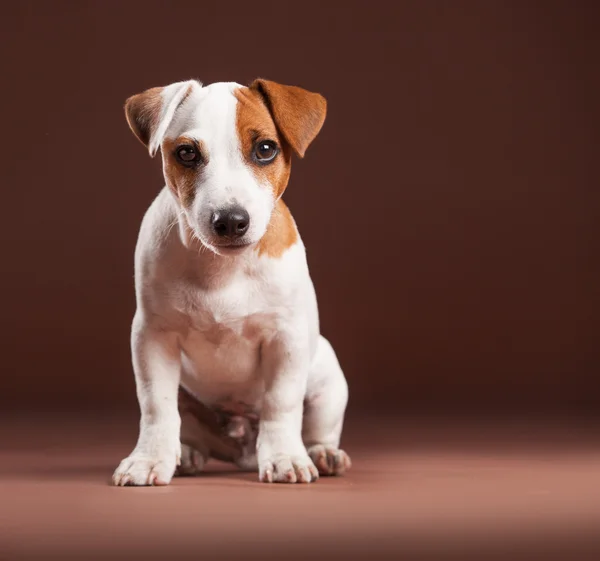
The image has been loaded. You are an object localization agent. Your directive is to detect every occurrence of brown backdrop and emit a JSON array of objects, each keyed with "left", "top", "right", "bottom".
[{"left": 0, "top": 1, "right": 598, "bottom": 417}]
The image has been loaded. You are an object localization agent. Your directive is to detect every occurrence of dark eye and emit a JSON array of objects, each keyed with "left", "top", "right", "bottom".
[
  {"left": 253, "top": 140, "right": 278, "bottom": 163},
  {"left": 175, "top": 144, "right": 199, "bottom": 166}
]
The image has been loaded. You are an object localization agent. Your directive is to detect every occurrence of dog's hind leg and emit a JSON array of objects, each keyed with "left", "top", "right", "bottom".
[
  {"left": 175, "top": 388, "right": 243, "bottom": 476},
  {"left": 302, "top": 335, "right": 352, "bottom": 476},
  {"left": 177, "top": 442, "right": 208, "bottom": 475}
]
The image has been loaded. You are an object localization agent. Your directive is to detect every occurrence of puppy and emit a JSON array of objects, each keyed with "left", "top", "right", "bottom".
[{"left": 112, "top": 79, "right": 351, "bottom": 485}]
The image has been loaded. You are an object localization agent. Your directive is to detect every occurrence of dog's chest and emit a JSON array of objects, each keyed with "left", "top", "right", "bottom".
[
  {"left": 175, "top": 269, "right": 278, "bottom": 332},
  {"left": 173, "top": 272, "right": 281, "bottom": 411}
]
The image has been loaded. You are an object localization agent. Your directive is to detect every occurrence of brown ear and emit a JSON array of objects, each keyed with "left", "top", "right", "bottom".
[
  {"left": 250, "top": 79, "right": 327, "bottom": 158},
  {"left": 124, "top": 80, "right": 198, "bottom": 157},
  {"left": 124, "top": 87, "right": 164, "bottom": 151}
]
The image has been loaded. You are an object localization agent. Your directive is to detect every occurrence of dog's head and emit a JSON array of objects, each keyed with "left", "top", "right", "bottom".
[{"left": 124, "top": 79, "right": 326, "bottom": 255}]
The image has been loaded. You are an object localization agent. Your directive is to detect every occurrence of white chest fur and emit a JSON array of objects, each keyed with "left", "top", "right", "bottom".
[
  {"left": 178, "top": 291, "right": 274, "bottom": 412},
  {"left": 167, "top": 247, "right": 306, "bottom": 414}
]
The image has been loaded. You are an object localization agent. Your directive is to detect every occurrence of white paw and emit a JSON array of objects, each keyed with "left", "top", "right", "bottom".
[
  {"left": 307, "top": 445, "right": 352, "bottom": 476},
  {"left": 112, "top": 452, "right": 178, "bottom": 486},
  {"left": 175, "top": 444, "right": 207, "bottom": 476},
  {"left": 259, "top": 454, "right": 319, "bottom": 484}
]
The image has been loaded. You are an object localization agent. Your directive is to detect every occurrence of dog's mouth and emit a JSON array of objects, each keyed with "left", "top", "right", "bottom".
[{"left": 212, "top": 241, "right": 253, "bottom": 253}]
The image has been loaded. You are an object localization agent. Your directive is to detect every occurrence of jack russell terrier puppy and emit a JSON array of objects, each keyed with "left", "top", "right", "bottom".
[{"left": 112, "top": 78, "right": 351, "bottom": 485}]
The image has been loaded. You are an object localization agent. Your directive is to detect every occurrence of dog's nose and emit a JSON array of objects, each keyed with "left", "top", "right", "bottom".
[{"left": 211, "top": 207, "right": 250, "bottom": 238}]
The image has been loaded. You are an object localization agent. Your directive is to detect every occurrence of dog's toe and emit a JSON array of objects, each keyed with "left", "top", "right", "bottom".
[
  {"left": 307, "top": 445, "right": 351, "bottom": 476},
  {"left": 175, "top": 444, "right": 206, "bottom": 476},
  {"left": 259, "top": 455, "right": 318, "bottom": 484},
  {"left": 112, "top": 455, "right": 177, "bottom": 486}
]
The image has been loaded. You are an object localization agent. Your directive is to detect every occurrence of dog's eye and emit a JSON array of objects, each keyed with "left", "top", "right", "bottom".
[
  {"left": 175, "top": 145, "right": 199, "bottom": 166},
  {"left": 253, "top": 141, "right": 278, "bottom": 163}
]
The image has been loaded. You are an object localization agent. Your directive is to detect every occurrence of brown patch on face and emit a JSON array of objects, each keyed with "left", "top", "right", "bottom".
[
  {"left": 234, "top": 86, "right": 292, "bottom": 200},
  {"left": 249, "top": 79, "right": 327, "bottom": 158},
  {"left": 162, "top": 136, "right": 207, "bottom": 207},
  {"left": 124, "top": 87, "right": 164, "bottom": 148},
  {"left": 256, "top": 199, "right": 298, "bottom": 258},
  {"left": 235, "top": 87, "right": 298, "bottom": 257}
]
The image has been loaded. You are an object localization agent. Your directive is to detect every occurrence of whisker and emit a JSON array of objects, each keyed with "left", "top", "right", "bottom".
[
  {"left": 164, "top": 209, "right": 186, "bottom": 239},
  {"left": 191, "top": 232, "right": 208, "bottom": 257}
]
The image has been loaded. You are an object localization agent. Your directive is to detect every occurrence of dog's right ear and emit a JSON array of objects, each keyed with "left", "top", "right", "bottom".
[
  {"left": 124, "top": 80, "right": 199, "bottom": 157},
  {"left": 250, "top": 79, "right": 326, "bottom": 158}
]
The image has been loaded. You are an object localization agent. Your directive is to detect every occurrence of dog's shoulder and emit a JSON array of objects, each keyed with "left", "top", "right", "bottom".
[
  {"left": 133, "top": 187, "right": 187, "bottom": 283},
  {"left": 135, "top": 186, "right": 179, "bottom": 250}
]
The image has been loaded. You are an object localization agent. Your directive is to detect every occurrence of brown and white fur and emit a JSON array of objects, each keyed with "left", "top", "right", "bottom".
[{"left": 112, "top": 79, "right": 350, "bottom": 485}]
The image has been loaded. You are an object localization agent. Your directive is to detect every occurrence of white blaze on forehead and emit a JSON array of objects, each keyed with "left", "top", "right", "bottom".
[
  {"left": 165, "top": 82, "right": 242, "bottom": 160},
  {"left": 164, "top": 82, "right": 258, "bottom": 197}
]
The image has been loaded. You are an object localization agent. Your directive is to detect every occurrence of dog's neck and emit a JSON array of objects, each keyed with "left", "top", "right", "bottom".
[{"left": 173, "top": 212, "right": 259, "bottom": 289}]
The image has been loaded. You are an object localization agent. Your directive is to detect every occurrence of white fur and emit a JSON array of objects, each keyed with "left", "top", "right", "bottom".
[
  {"left": 112, "top": 80, "right": 349, "bottom": 486},
  {"left": 148, "top": 81, "right": 197, "bottom": 157}
]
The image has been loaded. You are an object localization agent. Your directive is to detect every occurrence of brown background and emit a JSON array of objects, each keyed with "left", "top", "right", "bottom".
[
  {"left": 2, "top": 3, "right": 600, "bottom": 561},
  {"left": 0, "top": 0, "right": 598, "bottom": 418}
]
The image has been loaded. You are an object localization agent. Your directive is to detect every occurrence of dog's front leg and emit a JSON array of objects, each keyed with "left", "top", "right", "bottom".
[
  {"left": 112, "top": 315, "right": 181, "bottom": 486},
  {"left": 257, "top": 333, "right": 319, "bottom": 484}
]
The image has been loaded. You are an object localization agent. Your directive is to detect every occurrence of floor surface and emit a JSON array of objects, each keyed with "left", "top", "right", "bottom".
[{"left": 1, "top": 414, "right": 599, "bottom": 560}]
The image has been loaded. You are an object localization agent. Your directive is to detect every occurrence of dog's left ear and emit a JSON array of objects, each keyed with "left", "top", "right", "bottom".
[
  {"left": 250, "top": 79, "right": 327, "bottom": 158},
  {"left": 125, "top": 80, "right": 199, "bottom": 157}
]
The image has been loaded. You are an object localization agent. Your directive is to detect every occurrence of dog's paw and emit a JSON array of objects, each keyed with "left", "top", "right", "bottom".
[
  {"left": 175, "top": 444, "right": 207, "bottom": 476},
  {"left": 112, "top": 453, "right": 178, "bottom": 486},
  {"left": 307, "top": 445, "right": 352, "bottom": 476},
  {"left": 258, "top": 454, "right": 319, "bottom": 484}
]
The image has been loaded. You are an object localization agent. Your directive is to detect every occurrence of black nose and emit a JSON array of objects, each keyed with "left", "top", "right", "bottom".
[{"left": 211, "top": 207, "right": 250, "bottom": 238}]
